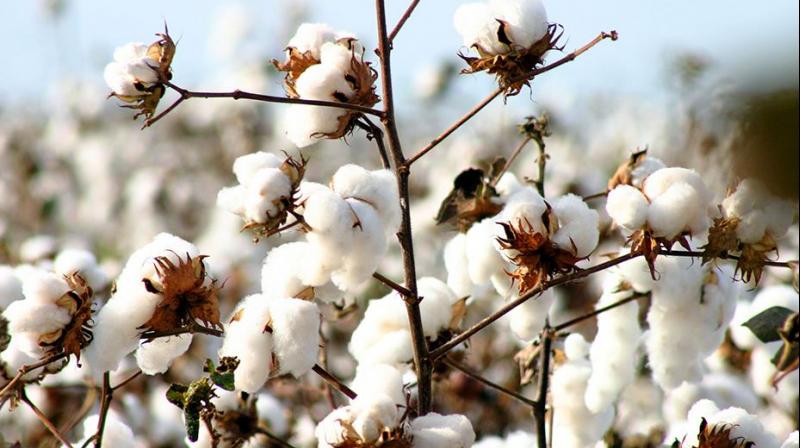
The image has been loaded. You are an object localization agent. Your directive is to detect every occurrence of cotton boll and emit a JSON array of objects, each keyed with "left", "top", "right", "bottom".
[
  {"left": 564, "top": 332, "right": 591, "bottom": 361},
  {"left": 76, "top": 410, "right": 137, "bottom": 448},
  {"left": 349, "top": 293, "right": 414, "bottom": 365},
  {"left": 444, "top": 234, "right": 473, "bottom": 297},
  {"left": 763, "top": 198, "right": 795, "bottom": 239},
  {"left": 736, "top": 211, "right": 769, "bottom": 244},
  {"left": 330, "top": 165, "right": 401, "bottom": 232},
  {"left": 19, "top": 268, "right": 70, "bottom": 304},
  {"left": 642, "top": 168, "right": 710, "bottom": 204},
  {"left": 629, "top": 157, "right": 666, "bottom": 187},
  {"left": 329, "top": 200, "right": 386, "bottom": 292},
  {"left": 416, "top": 277, "right": 459, "bottom": 338},
  {"left": 585, "top": 279, "right": 642, "bottom": 413},
  {"left": 0, "top": 265, "right": 23, "bottom": 308},
  {"left": 782, "top": 432, "right": 799, "bottom": 448},
  {"left": 682, "top": 400, "right": 779, "bottom": 448},
  {"left": 218, "top": 296, "right": 273, "bottom": 393},
  {"left": 261, "top": 242, "right": 317, "bottom": 298},
  {"left": 283, "top": 103, "right": 347, "bottom": 148},
  {"left": 466, "top": 219, "right": 507, "bottom": 285},
  {"left": 495, "top": 172, "right": 526, "bottom": 199},
  {"left": 286, "top": 23, "right": 338, "bottom": 59},
  {"left": 303, "top": 188, "right": 355, "bottom": 241},
  {"left": 268, "top": 297, "right": 320, "bottom": 377},
  {"left": 409, "top": 412, "right": 476, "bottom": 448},
  {"left": 53, "top": 248, "right": 109, "bottom": 290},
  {"left": 453, "top": 3, "right": 506, "bottom": 54},
  {"left": 646, "top": 182, "right": 700, "bottom": 239},
  {"left": 135, "top": 334, "right": 193, "bottom": 375},
  {"left": 315, "top": 395, "right": 400, "bottom": 447},
  {"left": 550, "top": 194, "right": 599, "bottom": 257},
  {"left": 351, "top": 363, "right": 405, "bottom": 406},
  {"left": 489, "top": 0, "right": 549, "bottom": 48},
  {"left": 232, "top": 151, "right": 283, "bottom": 185},
  {"left": 606, "top": 185, "right": 649, "bottom": 230},
  {"left": 509, "top": 289, "right": 554, "bottom": 341}
]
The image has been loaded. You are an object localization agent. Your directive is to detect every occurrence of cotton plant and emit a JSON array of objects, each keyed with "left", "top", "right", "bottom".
[
  {"left": 274, "top": 23, "right": 379, "bottom": 147},
  {"left": 671, "top": 399, "right": 782, "bottom": 448}
]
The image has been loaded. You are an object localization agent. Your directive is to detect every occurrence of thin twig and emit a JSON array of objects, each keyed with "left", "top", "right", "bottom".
[
  {"left": 430, "top": 251, "right": 642, "bottom": 360},
  {"left": 442, "top": 358, "right": 537, "bottom": 408},
  {"left": 0, "top": 352, "right": 69, "bottom": 399},
  {"left": 490, "top": 136, "right": 532, "bottom": 188},
  {"left": 55, "top": 387, "right": 97, "bottom": 448},
  {"left": 372, "top": 271, "right": 413, "bottom": 297},
  {"left": 355, "top": 116, "right": 392, "bottom": 169},
  {"left": 20, "top": 389, "right": 74, "bottom": 448},
  {"left": 533, "top": 134, "right": 547, "bottom": 197},
  {"left": 93, "top": 372, "right": 112, "bottom": 448},
  {"left": 312, "top": 364, "right": 357, "bottom": 400},
  {"left": 142, "top": 81, "right": 384, "bottom": 128},
  {"left": 389, "top": 0, "right": 422, "bottom": 43},
  {"left": 111, "top": 370, "right": 142, "bottom": 391},
  {"left": 582, "top": 191, "right": 608, "bottom": 201},
  {"left": 553, "top": 291, "right": 649, "bottom": 332},
  {"left": 318, "top": 327, "right": 338, "bottom": 410},
  {"left": 375, "top": 0, "right": 433, "bottom": 415},
  {"left": 139, "top": 321, "right": 223, "bottom": 341},
  {"left": 660, "top": 249, "right": 793, "bottom": 268},
  {"left": 406, "top": 31, "right": 617, "bottom": 165},
  {"left": 254, "top": 427, "right": 297, "bottom": 448},
  {"left": 534, "top": 327, "right": 553, "bottom": 448}
]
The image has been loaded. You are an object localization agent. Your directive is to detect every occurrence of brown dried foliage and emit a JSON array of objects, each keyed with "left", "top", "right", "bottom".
[
  {"left": 496, "top": 215, "right": 583, "bottom": 295},
  {"left": 436, "top": 167, "right": 504, "bottom": 232},
  {"left": 459, "top": 23, "right": 563, "bottom": 96},
  {"left": 684, "top": 417, "right": 754, "bottom": 448},
  {"left": 40, "top": 273, "right": 94, "bottom": 362},
  {"left": 627, "top": 228, "right": 692, "bottom": 280},
  {"left": 608, "top": 148, "right": 650, "bottom": 190},
  {"left": 140, "top": 252, "right": 222, "bottom": 333}
]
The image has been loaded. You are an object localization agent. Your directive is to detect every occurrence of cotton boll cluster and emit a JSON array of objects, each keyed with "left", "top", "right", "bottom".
[
  {"left": 85, "top": 233, "right": 208, "bottom": 374},
  {"left": 275, "top": 24, "right": 378, "bottom": 148},
  {"left": 585, "top": 274, "right": 643, "bottom": 413},
  {"left": 218, "top": 294, "right": 320, "bottom": 393},
  {"left": 2, "top": 267, "right": 92, "bottom": 359},
  {"left": 636, "top": 255, "right": 737, "bottom": 390},
  {"left": 454, "top": 0, "right": 549, "bottom": 55},
  {"left": 75, "top": 410, "right": 140, "bottom": 448},
  {"left": 606, "top": 166, "right": 713, "bottom": 240},
  {"left": 349, "top": 277, "right": 462, "bottom": 365},
  {"left": 409, "top": 413, "right": 476, "bottom": 448},
  {"left": 217, "top": 151, "right": 306, "bottom": 235},
  {"left": 678, "top": 399, "right": 779, "bottom": 448},
  {"left": 720, "top": 179, "right": 795, "bottom": 244},
  {"left": 551, "top": 334, "right": 614, "bottom": 448}
]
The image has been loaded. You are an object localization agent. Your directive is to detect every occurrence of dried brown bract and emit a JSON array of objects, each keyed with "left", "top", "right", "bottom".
[
  {"left": 40, "top": 273, "right": 94, "bottom": 362},
  {"left": 497, "top": 215, "right": 583, "bottom": 295},
  {"left": 608, "top": 148, "right": 650, "bottom": 190},
  {"left": 140, "top": 252, "right": 222, "bottom": 333},
  {"left": 627, "top": 228, "right": 691, "bottom": 280},
  {"left": 459, "top": 24, "right": 563, "bottom": 96},
  {"left": 241, "top": 153, "right": 308, "bottom": 240},
  {"left": 683, "top": 417, "right": 754, "bottom": 448},
  {"left": 436, "top": 166, "right": 504, "bottom": 232}
]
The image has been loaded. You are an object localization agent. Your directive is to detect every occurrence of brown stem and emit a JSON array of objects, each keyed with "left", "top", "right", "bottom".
[
  {"left": 430, "top": 251, "right": 642, "bottom": 360},
  {"left": 21, "top": 389, "right": 74, "bottom": 448},
  {"left": 534, "top": 327, "right": 553, "bottom": 448},
  {"left": 553, "top": 291, "right": 649, "bottom": 332},
  {"left": 582, "top": 191, "right": 608, "bottom": 201},
  {"left": 140, "top": 321, "right": 223, "bottom": 341},
  {"left": 660, "top": 249, "right": 792, "bottom": 268},
  {"left": 490, "top": 136, "right": 532, "bottom": 188},
  {"left": 0, "top": 352, "right": 69, "bottom": 399},
  {"left": 318, "top": 327, "right": 337, "bottom": 410},
  {"left": 442, "top": 357, "right": 537, "bottom": 408},
  {"left": 55, "top": 387, "right": 97, "bottom": 448},
  {"left": 111, "top": 370, "right": 142, "bottom": 391},
  {"left": 312, "top": 364, "right": 357, "bottom": 400},
  {"left": 254, "top": 427, "right": 297, "bottom": 448},
  {"left": 533, "top": 135, "right": 547, "bottom": 197},
  {"left": 375, "top": 0, "right": 433, "bottom": 415},
  {"left": 406, "top": 31, "right": 617, "bottom": 165},
  {"left": 355, "top": 116, "right": 392, "bottom": 169},
  {"left": 142, "top": 81, "right": 384, "bottom": 128},
  {"left": 93, "top": 372, "right": 112, "bottom": 448},
  {"left": 372, "top": 271, "right": 413, "bottom": 297},
  {"left": 389, "top": 0, "right": 422, "bottom": 43}
]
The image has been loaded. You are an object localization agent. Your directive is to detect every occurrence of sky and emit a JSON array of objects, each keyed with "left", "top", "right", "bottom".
[{"left": 2, "top": 0, "right": 798, "bottom": 108}]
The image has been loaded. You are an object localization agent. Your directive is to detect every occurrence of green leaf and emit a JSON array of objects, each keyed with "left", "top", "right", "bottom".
[
  {"left": 742, "top": 306, "right": 795, "bottom": 343},
  {"left": 183, "top": 404, "right": 201, "bottom": 442}
]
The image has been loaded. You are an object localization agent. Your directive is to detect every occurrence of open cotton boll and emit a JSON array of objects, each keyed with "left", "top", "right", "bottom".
[
  {"left": 330, "top": 165, "right": 401, "bottom": 232},
  {"left": 268, "top": 297, "right": 320, "bottom": 377},
  {"left": 585, "top": 277, "right": 642, "bottom": 413},
  {"left": 409, "top": 412, "right": 476, "bottom": 448},
  {"left": 682, "top": 399, "right": 779, "bottom": 448},
  {"left": 103, "top": 42, "right": 159, "bottom": 97},
  {"left": 315, "top": 395, "right": 400, "bottom": 447},
  {"left": 329, "top": 200, "right": 386, "bottom": 292},
  {"left": 453, "top": 3, "right": 501, "bottom": 52},
  {"left": 284, "top": 104, "right": 347, "bottom": 148},
  {"left": 417, "top": 277, "right": 460, "bottom": 338},
  {"left": 218, "top": 295, "right": 273, "bottom": 393},
  {"left": 286, "top": 23, "right": 339, "bottom": 59},
  {"left": 606, "top": 185, "right": 649, "bottom": 230},
  {"left": 646, "top": 182, "right": 702, "bottom": 239},
  {"left": 629, "top": 157, "right": 666, "bottom": 187},
  {"left": 550, "top": 194, "right": 599, "bottom": 257},
  {"left": 551, "top": 334, "right": 614, "bottom": 448},
  {"left": 444, "top": 234, "right": 473, "bottom": 297},
  {"left": 53, "top": 249, "right": 109, "bottom": 290},
  {"left": 76, "top": 410, "right": 137, "bottom": 448},
  {"left": 351, "top": 363, "right": 406, "bottom": 406},
  {"left": 473, "top": 430, "right": 537, "bottom": 448},
  {"left": 509, "top": 289, "right": 554, "bottom": 341},
  {"left": 349, "top": 292, "right": 414, "bottom": 365},
  {"left": 782, "top": 432, "right": 799, "bottom": 448},
  {"left": 489, "top": 0, "right": 549, "bottom": 48},
  {"left": 465, "top": 219, "right": 508, "bottom": 285},
  {"left": 0, "top": 337, "right": 46, "bottom": 380},
  {"left": 135, "top": 334, "right": 193, "bottom": 375},
  {"left": 296, "top": 60, "right": 354, "bottom": 100},
  {"left": 0, "top": 265, "right": 23, "bottom": 308},
  {"left": 232, "top": 151, "right": 284, "bottom": 185}
]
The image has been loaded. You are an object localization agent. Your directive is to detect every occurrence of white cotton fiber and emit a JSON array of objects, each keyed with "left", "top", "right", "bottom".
[
  {"left": 606, "top": 185, "right": 649, "bottom": 231},
  {"left": 135, "top": 334, "right": 193, "bottom": 375},
  {"left": 268, "top": 297, "right": 321, "bottom": 377},
  {"left": 218, "top": 295, "right": 274, "bottom": 393},
  {"left": 409, "top": 412, "right": 476, "bottom": 448}
]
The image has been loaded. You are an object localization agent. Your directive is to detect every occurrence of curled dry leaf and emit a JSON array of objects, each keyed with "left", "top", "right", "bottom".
[
  {"left": 626, "top": 228, "right": 691, "bottom": 280},
  {"left": 140, "top": 251, "right": 222, "bottom": 333},
  {"left": 607, "top": 148, "right": 649, "bottom": 190},
  {"left": 436, "top": 166, "right": 503, "bottom": 232}
]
